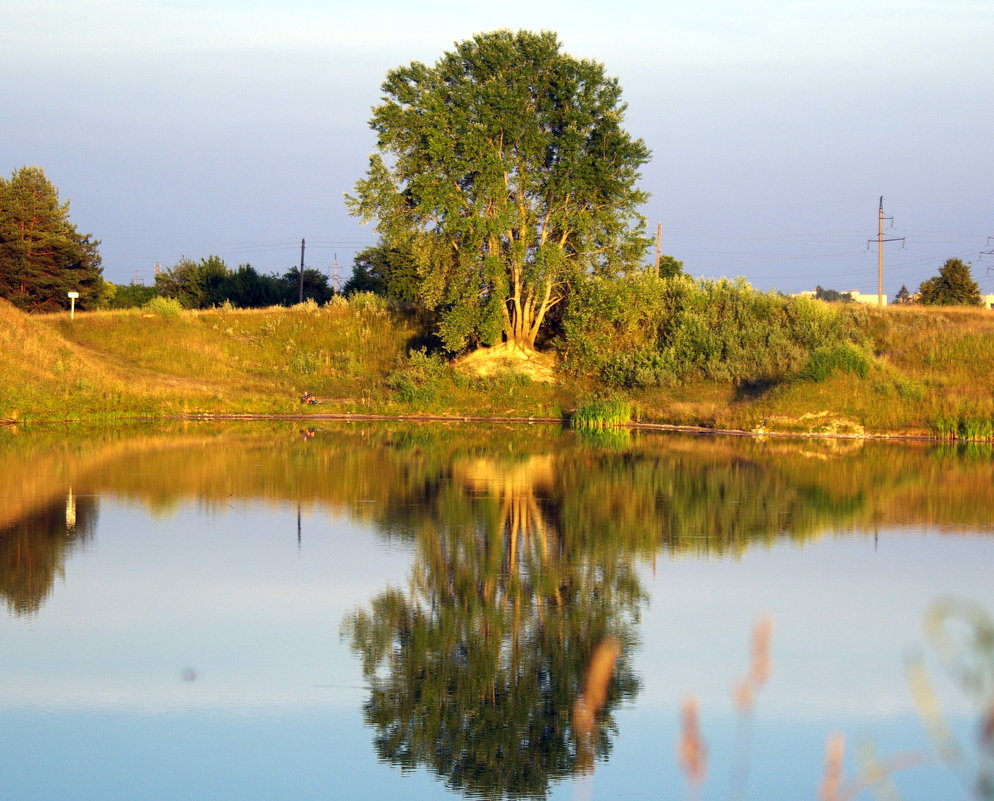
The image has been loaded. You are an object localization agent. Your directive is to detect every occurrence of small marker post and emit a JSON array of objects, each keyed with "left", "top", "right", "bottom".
[{"left": 67, "top": 291, "right": 79, "bottom": 320}]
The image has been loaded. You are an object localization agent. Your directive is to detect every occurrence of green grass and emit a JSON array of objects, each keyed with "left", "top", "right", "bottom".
[
  {"left": 570, "top": 398, "right": 634, "bottom": 429},
  {"left": 4, "top": 297, "right": 994, "bottom": 439}
]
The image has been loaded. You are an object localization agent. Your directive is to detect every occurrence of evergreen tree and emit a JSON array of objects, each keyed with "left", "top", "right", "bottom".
[
  {"left": 0, "top": 166, "right": 103, "bottom": 312},
  {"left": 918, "top": 258, "right": 982, "bottom": 306},
  {"left": 894, "top": 284, "right": 912, "bottom": 304}
]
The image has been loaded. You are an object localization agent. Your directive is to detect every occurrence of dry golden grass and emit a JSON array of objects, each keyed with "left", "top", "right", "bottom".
[{"left": 4, "top": 297, "right": 994, "bottom": 436}]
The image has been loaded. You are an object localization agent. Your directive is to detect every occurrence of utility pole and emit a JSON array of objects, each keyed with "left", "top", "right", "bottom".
[
  {"left": 332, "top": 253, "right": 340, "bottom": 294},
  {"left": 867, "top": 197, "right": 905, "bottom": 307},
  {"left": 298, "top": 238, "right": 306, "bottom": 304},
  {"left": 654, "top": 222, "right": 662, "bottom": 276}
]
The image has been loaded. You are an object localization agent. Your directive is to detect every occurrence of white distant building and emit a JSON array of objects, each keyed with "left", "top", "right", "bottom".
[
  {"left": 795, "top": 290, "right": 888, "bottom": 306},
  {"left": 983, "top": 295, "right": 994, "bottom": 310},
  {"left": 847, "top": 290, "right": 888, "bottom": 306}
]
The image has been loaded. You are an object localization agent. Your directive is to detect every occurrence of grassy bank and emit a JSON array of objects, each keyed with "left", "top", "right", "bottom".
[
  {"left": 2, "top": 296, "right": 994, "bottom": 438},
  {"left": 0, "top": 296, "right": 562, "bottom": 423}
]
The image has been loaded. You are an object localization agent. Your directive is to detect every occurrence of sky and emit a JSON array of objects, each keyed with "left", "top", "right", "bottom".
[{"left": 3, "top": 0, "right": 993, "bottom": 296}]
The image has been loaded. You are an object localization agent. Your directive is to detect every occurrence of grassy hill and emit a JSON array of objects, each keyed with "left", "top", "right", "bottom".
[{"left": 2, "top": 296, "right": 994, "bottom": 438}]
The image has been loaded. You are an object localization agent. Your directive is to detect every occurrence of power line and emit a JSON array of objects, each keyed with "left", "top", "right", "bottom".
[{"left": 866, "top": 196, "right": 905, "bottom": 307}]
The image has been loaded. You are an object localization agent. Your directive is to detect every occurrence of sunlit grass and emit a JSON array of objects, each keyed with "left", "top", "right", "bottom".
[{"left": 4, "top": 297, "right": 994, "bottom": 437}]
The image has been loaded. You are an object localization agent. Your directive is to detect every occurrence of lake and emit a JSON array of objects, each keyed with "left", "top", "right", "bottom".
[{"left": 2, "top": 421, "right": 993, "bottom": 800}]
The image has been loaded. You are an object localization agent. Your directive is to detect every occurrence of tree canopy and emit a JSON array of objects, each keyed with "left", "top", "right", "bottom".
[
  {"left": 342, "top": 244, "right": 419, "bottom": 301},
  {"left": 153, "top": 256, "right": 332, "bottom": 309},
  {"left": 0, "top": 166, "right": 102, "bottom": 312},
  {"left": 347, "top": 30, "right": 651, "bottom": 352},
  {"left": 918, "top": 258, "right": 983, "bottom": 306}
]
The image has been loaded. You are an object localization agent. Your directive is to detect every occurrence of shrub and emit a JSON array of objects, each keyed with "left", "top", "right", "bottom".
[
  {"left": 387, "top": 348, "right": 449, "bottom": 405},
  {"left": 348, "top": 291, "right": 390, "bottom": 316},
  {"left": 142, "top": 296, "right": 184, "bottom": 318},
  {"left": 559, "top": 274, "right": 868, "bottom": 387},
  {"left": 295, "top": 297, "right": 320, "bottom": 313},
  {"left": 800, "top": 343, "right": 873, "bottom": 382}
]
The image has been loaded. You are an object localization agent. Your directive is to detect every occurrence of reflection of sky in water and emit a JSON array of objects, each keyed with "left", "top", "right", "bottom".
[
  {"left": 2, "top": 501, "right": 411, "bottom": 713},
  {"left": 2, "top": 496, "right": 991, "bottom": 800}
]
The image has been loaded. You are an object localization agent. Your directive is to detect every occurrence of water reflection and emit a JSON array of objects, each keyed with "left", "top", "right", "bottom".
[
  {"left": 0, "top": 491, "right": 95, "bottom": 615},
  {"left": 3, "top": 423, "right": 994, "bottom": 799},
  {"left": 344, "top": 454, "right": 642, "bottom": 799}
]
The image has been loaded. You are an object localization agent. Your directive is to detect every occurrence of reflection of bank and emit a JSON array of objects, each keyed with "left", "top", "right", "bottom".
[
  {"left": 0, "top": 490, "right": 96, "bottom": 616},
  {"left": 345, "top": 455, "right": 643, "bottom": 800}
]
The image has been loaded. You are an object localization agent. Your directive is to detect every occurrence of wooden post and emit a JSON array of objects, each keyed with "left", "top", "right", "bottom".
[{"left": 298, "top": 238, "right": 306, "bottom": 304}]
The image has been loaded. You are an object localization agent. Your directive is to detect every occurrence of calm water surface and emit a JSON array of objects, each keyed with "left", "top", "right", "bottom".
[{"left": 2, "top": 422, "right": 993, "bottom": 800}]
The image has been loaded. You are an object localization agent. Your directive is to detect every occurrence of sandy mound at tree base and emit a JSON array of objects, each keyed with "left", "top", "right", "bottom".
[{"left": 454, "top": 342, "right": 557, "bottom": 383}]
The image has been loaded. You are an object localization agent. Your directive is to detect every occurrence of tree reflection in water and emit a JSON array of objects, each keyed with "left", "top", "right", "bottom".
[
  {"left": 345, "top": 455, "right": 643, "bottom": 800},
  {"left": 0, "top": 490, "right": 95, "bottom": 616}
]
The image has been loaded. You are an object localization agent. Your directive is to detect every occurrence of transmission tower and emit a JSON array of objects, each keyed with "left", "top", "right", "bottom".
[
  {"left": 866, "top": 196, "right": 905, "bottom": 306},
  {"left": 981, "top": 237, "right": 994, "bottom": 274}
]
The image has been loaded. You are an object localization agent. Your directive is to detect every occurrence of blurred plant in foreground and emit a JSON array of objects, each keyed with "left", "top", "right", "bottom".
[
  {"left": 818, "top": 597, "right": 994, "bottom": 801},
  {"left": 678, "top": 616, "right": 774, "bottom": 800},
  {"left": 911, "top": 597, "right": 994, "bottom": 799}
]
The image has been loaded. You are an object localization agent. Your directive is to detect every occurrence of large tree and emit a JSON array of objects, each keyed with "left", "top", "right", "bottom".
[
  {"left": 918, "top": 258, "right": 982, "bottom": 306},
  {"left": 0, "top": 166, "right": 102, "bottom": 312},
  {"left": 347, "top": 30, "right": 651, "bottom": 352}
]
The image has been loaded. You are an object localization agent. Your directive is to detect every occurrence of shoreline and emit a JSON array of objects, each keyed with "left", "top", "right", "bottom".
[{"left": 2, "top": 411, "right": 945, "bottom": 445}]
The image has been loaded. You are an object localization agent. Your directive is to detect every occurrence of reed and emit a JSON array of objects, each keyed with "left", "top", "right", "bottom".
[{"left": 570, "top": 398, "right": 633, "bottom": 429}]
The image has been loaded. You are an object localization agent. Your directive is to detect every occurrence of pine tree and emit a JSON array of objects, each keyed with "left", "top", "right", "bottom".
[
  {"left": 918, "top": 258, "right": 982, "bottom": 306},
  {"left": 0, "top": 166, "right": 103, "bottom": 312}
]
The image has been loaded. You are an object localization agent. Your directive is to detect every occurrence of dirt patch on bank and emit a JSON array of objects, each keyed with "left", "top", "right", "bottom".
[{"left": 453, "top": 343, "right": 557, "bottom": 383}]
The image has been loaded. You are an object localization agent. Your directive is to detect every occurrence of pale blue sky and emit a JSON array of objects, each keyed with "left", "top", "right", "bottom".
[{"left": 3, "top": 0, "right": 992, "bottom": 294}]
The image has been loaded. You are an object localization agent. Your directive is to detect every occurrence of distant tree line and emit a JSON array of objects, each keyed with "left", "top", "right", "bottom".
[
  {"left": 0, "top": 165, "right": 337, "bottom": 313},
  {"left": 819, "top": 259, "right": 985, "bottom": 308},
  {"left": 102, "top": 258, "right": 333, "bottom": 310}
]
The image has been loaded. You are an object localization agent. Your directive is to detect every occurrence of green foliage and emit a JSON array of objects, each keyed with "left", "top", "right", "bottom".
[
  {"left": 814, "top": 286, "right": 853, "bottom": 303},
  {"left": 958, "top": 417, "right": 994, "bottom": 442},
  {"left": 154, "top": 256, "right": 227, "bottom": 309},
  {"left": 918, "top": 258, "right": 982, "bottom": 306},
  {"left": 801, "top": 342, "right": 873, "bottom": 382},
  {"left": 348, "top": 30, "right": 651, "bottom": 351},
  {"left": 560, "top": 274, "right": 868, "bottom": 387},
  {"left": 217, "top": 264, "right": 286, "bottom": 308},
  {"left": 0, "top": 166, "right": 103, "bottom": 312},
  {"left": 571, "top": 397, "right": 633, "bottom": 429},
  {"left": 280, "top": 266, "right": 333, "bottom": 306},
  {"left": 105, "top": 282, "right": 159, "bottom": 309},
  {"left": 386, "top": 348, "right": 450, "bottom": 405},
  {"left": 343, "top": 245, "right": 419, "bottom": 302},
  {"left": 929, "top": 413, "right": 994, "bottom": 442},
  {"left": 656, "top": 253, "right": 683, "bottom": 278},
  {"left": 154, "top": 257, "right": 333, "bottom": 309},
  {"left": 345, "top": 290, "right": 390, "bottom": 316},
  {"left": 142, "top": 296, "right": 183, "bottom": 318}
]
